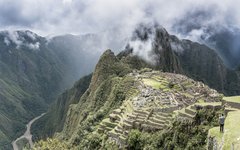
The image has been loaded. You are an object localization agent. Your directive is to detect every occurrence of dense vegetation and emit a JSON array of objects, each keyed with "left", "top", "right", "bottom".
[
  {"left": 4, "top": 25, "right": 239, "bottom": 150},
  {"left": 32, "top": 74, "right": 92, "bottom": 140},
  {"left": 0, "top": 31, "right": 88, "bottom": 149},
  {"left": 31, "top": 49, "right": 224, "bottom": 150},
  {"left": 126, "top": 109, "right": 221, "bottom": 150},
  {"left": 32, "top": 106, "right": 222, "bottom": 150}
]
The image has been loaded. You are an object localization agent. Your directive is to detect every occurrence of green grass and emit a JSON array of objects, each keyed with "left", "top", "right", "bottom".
[
  {"left": 223, "top": 110, "right": 240, "bottom": 149},
  {"left": 223, "top": 96, "right": 240, "bottom": 103},
  {"left": 195, "top": 102, "right": 222, "bottom": 106},
  {"left": 102, "top": 118, "right": 118, "bottom": 128},
  {"left": 209, "top": 110, "right": 240, "bottom": 150},
  {"left": 142, "top": 78, "right": 167, "bottom": 89},
  {"left": 183, "top": 93, "right": 194, "bottom": 98},
  {"left": 209, "top": 127, "right": 223, "bottom": 143},
  {"left": 197, "top": 99, "right": 205, "bottom": 103}
]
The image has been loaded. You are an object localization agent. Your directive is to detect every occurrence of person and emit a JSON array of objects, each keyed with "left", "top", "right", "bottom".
[{"left": 219, "top": 114, "right": 225, "bottom": 133}]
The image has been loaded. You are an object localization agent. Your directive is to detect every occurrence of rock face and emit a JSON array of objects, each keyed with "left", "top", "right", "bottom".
[
  {"left": 123, "top": 24, "right": 240, "bottom": 96},
  {"left": 33, "top": 50, "right": 224, "bottom": 149},
  {"left": 31, "top": 26, "right": 240, "bottom": 149}
]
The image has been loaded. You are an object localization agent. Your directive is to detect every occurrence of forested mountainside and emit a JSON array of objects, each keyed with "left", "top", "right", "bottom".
[
  {"left": 31, "top": 25, "right": 240, "bottom": 150},
  {"left": 33, "top": 49, "right": 228, "bottom": 149},
  {"left": 32, "top": 74, "right": 92, "bottom": 139},
  {"left": 0, "top": 30, "right": 98, "bottom": 149}
]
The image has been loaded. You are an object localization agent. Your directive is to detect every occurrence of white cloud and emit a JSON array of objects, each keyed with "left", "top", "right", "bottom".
[
  {"left": 6, "top": 31, "right": 23, "bottom": 49},
  {"left": 0, "top": 0, "right": 238, "bottom": 44},
  {"left": 0, "top": 0, "right": 240, "bottom": 63},
  {"left": 3, "top": 30, "right": 40, "bottom": 50},
  {"left": 27, "top": 42, "right": 40, "bottom": 50},
  {"left": 26, "top": 31, "right": 37, "bottom": 40},
  {"left": 129, "top": 39, "right": 155, "bottom": 64},
  {"left": 4, "top": 37, "right": 10, "bottom": 46},
  {"left": 0, "top": 0, "right": 239, "bottom": 37}
]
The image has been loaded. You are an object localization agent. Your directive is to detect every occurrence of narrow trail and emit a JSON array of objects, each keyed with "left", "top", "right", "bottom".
[{"left": 12, "top": 113, "right": 46, "bottom": 150}]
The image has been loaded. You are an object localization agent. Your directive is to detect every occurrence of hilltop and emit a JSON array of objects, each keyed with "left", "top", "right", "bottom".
[{"left": 32, "top": 50, "right": 238, "bottom": 150}]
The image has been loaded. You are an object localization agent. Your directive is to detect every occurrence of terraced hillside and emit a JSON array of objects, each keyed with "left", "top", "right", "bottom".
[
  {"left": 33, "top": 50, "right": 225, "bottom": 150},
  {"left": 95, "top": 70, "right": 222, "bottom": 147}
]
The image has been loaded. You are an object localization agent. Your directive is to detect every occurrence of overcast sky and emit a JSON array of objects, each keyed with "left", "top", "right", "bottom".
[{"left": 0, "top": 0, "right": 239, "bottom": 37}]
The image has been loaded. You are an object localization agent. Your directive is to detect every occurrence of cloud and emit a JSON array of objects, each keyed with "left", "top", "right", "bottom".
[
  {"left": 6, "top": 31, "right": 23, "bottom": 48},
  {"left": 0, "top": 0, "right": 240, "bottom": 66},
  {"left": 3, "top": 30, "right": 40, "bottom": 50},
  {"left": 0, "top": 0, "right": 239, "bottom": 37},
  {"left": 27, "top": 42, "right": 40, "bottom": 50}
]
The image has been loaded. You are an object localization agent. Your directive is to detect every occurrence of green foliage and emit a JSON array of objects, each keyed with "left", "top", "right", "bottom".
[
  {"left": 33, "top": 138, "right": 71, "bottom": 150},
  {"left": 67, "top": 75, "right": 137, "bottom": 147},
  {"left": 0, "top": 32, "right": 89, "bottom": 149},
  {"left": 125, "top": 109, "right": 221, "bottom": 150},
  {"left": 77, "top": 133, "right": 105, "bottom": 150},
  {"left": 127, "top": 130, "right": 142, "bottom": 150},
  {"left": 32, "top": 74, "right": 92, "bottom": 139},
  {"left": 32, "top": 49, "right": 230, "bottom": 150}
]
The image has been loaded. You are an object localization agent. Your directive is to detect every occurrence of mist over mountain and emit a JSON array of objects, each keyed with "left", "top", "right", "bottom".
[
  {"left": 1, "top": 0, "right": 239, "bottom": 70},
  {"left": 173, "top": 9, "right": 240, "bottom": 69},
  {"left": 1, "top": 1, "right": 240, "bottom": 149},
  {"left": 48, "top": 32, "right": 126, "bottom": 78},
  {"left": 0, "top": 22, "right": 240, "bottom": 150},
  {"left": 30, "top": 23, "right": 240, "bottom": 149},
  {"left": 122, "top": 23, "right": 240, "bottom": 96},
  {"left": 0, "top": 30, "right": 73, "bottom": 149}
]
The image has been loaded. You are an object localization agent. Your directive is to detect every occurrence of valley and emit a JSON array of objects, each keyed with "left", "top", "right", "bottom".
[
  {"left": 1, "top": 1, "right": 240, "bottom": 150},
  {"left": 1, "top": 26, "right": 240, "bottom": 150},
  {"left": 12, "top": 113, "right": 45, "bottom": 150}
]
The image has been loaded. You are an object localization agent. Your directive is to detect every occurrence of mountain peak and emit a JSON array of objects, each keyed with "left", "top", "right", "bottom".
[
  {"left": 126, "top": 23, "right": 182, "bottom": 73},
  {"left": 89, "top": 49, "right": 131, "bottom": 90},
  {"left": 0, "top": 30, "right": 42, "bottom": 50}
]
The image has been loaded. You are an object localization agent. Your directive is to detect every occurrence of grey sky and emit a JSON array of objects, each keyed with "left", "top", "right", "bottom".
[{"left": 0, "top": 0, "right": 239, "bottom": 37}]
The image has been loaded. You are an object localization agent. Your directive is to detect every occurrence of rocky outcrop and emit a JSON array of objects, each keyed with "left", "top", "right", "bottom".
[{"left": 121, "top": 24, "right": 240, "bottom": 96}]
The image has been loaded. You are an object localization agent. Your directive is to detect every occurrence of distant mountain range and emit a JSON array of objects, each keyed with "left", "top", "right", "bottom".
[
  {"left": 0, "top": 23, "right": 240, "bottom": 149},
  {"left": 31, "top": 24, "right": 240, "bottom": 149},
  {"left": 0, "top": 30, "right": 120, "bottom": 149}
]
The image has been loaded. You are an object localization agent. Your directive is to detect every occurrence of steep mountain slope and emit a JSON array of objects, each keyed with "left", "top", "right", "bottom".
[
  {"left": 31, "top": 24, "right": 240, "bottom": 149},
  {"left": 33, "top": 50, "right": 225, "bottom": 149},
  {"left": 173, "top": 10, "right": 240, "bottom": 69},
  {"left": 0, "top": 30, "right": 95, "bottom": 149},
  {"left": 122, "top": 24, "right": 240, "bottom": 95},
  {"left": 32, "top": 74, "right": 92, "bottom": 139},
  {"left": 0, "top": 29, "right": 128, "bottom": 149}
]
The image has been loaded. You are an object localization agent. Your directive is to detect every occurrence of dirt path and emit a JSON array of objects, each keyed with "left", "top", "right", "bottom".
[{"left": 12, "top": 113, "right": 46, "bottom": 150}]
